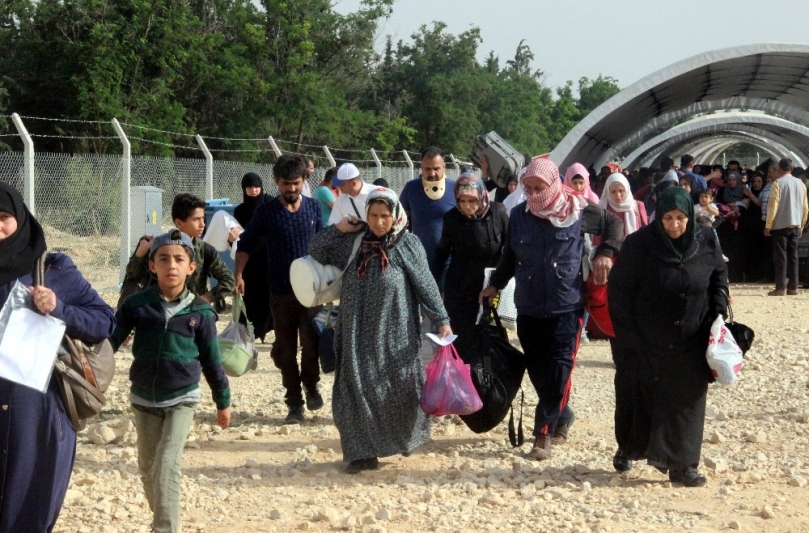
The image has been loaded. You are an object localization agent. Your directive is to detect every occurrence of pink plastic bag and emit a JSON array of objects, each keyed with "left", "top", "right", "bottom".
[{"left": 420, "top": 343, "right": 483, "bottom": 416}]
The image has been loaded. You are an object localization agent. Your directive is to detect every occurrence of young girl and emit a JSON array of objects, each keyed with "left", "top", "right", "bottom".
[{"left": 694, "top": 188, "right": 720, "bottom": 222}]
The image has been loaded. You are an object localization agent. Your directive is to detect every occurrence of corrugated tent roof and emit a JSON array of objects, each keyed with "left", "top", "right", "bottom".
[{"left": 550, "top": 43, "right": 809, "bottom": 170}]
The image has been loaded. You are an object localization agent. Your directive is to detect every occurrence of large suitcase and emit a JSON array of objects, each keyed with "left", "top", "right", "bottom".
[{"left": 471, "top": 132, "right": 525, "bottom": 188}]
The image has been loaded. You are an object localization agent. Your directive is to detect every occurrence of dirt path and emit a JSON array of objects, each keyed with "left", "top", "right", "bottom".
[{"left": 56, "top": 285, "right": 809, "bottom": 533}]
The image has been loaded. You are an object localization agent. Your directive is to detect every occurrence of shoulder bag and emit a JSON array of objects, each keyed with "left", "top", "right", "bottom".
[{"left": 36, "top": 253, "right": 115, "bottom": 430}]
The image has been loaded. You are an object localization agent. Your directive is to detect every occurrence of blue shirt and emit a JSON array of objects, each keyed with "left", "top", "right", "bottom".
[
  {"left": 237, "top": 196, "right": 322, "bottom": 295},
  {"left": 399, "top": 177, "right": 456, "bottom": 264},
  {"left": 684, "top": 171, "right": 707, "bottom": 191}
]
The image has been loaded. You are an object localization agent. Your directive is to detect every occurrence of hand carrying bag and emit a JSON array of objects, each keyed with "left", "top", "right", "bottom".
[
  {"left": 706, "top": 315, "right": 744, "bottom": 386},
  {"left": 725, "top": 301, "right": 754, "bottom": 356},
  {"left": 459, "top": 308, "right": 526, "bottom": 444},
  {"left": 420, "top": 343, "right": 483, "bottom": 417},
  {"left": 35, "top": 253, "right": 115, "bottom": 430},
  {"left": 218, "top": 292, "right": 258, "bottom": 377}
]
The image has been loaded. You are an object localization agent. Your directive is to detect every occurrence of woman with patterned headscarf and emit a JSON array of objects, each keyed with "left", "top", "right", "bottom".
[
  {"left": 308, "top": 187, "right": 451, "bottom": 474},
  {"left": 479, "top": 158, "right": 624, "bottom": 460},
  {"left": 431, "top": 172, "right": 509, "bottom": 357},
  {"left": 608, "top": 187, "right": 728, "bottom": 487}
]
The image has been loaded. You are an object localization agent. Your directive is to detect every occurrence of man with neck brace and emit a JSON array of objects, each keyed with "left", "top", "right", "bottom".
[{"left": 399, "top": 146, "right": 457, "bottom": 265}]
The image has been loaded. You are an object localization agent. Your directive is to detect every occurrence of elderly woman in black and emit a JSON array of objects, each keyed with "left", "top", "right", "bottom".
[
  {"left": 431, "top": 172, "right": 509, "bottom": 357},
  {"left": 607, "top": 187, "right": 728, "bottom": 487}
]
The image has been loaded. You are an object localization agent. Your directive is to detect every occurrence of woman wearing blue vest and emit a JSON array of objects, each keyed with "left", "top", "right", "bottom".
[{"left": 480, "top": 158, "right": 623, "bottom": 460}]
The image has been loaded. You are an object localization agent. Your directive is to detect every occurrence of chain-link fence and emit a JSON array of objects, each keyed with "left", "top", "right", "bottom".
[{"left": 0, "top": 148, "right": 474, "bottom": 290}]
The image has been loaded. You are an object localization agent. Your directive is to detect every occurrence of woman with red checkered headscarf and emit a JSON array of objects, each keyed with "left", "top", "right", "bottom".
[{"left": 480, "top": 157, "right": 625, "bottom": 461}]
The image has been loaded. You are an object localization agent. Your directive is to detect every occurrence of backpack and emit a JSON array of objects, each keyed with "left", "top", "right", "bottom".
[
  {"left": 35, "top": 253, "right": 116, "bottom": 430},
  {"left": 117, "top": 236, "right": 216, "bottom": 310}
]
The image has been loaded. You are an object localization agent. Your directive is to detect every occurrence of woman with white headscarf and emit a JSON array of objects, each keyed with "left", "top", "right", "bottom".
[
  {"left": 599, "top": 173, "right": 648, "bottom": 239},
  {"left": 479, "top": 159, "right": 624, "bottom": 461},
  {"left": 308, "top": 188, "right": 451, "bottom": 474}
]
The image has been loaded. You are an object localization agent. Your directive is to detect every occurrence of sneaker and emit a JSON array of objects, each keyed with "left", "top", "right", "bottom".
[
  {"left": 529, "top": 435, "right": 552, "bottom": 461},
  {"left": 612, "top": 449, "right": 632, "bottom": 472},
  {"left": 669, "top": 467, "right": 707, "bottom": 487},
  {"left": 767, "top": 289, "right": 786, "bottom": 296},
  {"left": 345, "top": 457, "right": 379, "bottom": 474},
  {"left": 284, "top": 405, "right": 305, "bottom": 424},
  {"left": 305, "top": 385, "right": 324, "bottom": 411},
  {"left": 580, "top": 331, "right": 590, "bottom": 343},
  {"left": 551, "top": 412, "right": 575, "bottom": 445},
  {"left": 787, "top": 289, "right": 799, "bottom": 296}
]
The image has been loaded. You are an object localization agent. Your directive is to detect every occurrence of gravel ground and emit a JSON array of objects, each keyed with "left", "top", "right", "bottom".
[{"left": 55, "top": 284, "right": 809, "bottom": 533}]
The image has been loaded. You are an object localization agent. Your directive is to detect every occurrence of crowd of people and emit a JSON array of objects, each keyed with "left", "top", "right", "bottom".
[{"left": 1, "top": 145, "right": 808, "bottom": 532}]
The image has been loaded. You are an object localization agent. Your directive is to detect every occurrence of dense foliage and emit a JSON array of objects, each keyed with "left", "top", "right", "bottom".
[{"left": 0, "top": 0, "right": 620, "bottom": 158}]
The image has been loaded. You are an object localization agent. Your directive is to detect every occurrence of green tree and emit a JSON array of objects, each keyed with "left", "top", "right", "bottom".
[{"left": 577, "top": 75, "right": 620, "bottom": 118}]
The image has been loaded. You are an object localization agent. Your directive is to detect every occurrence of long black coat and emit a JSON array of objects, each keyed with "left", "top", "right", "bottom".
[
  {"left": 607, "top": 224, "right": 728, "bottom": 470},
  {"left": 431, "top": 202, "right": 509, "bottom": 357}
]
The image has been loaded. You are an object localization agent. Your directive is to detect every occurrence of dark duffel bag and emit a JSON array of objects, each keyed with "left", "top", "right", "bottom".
[{"left": 459, "top": 308, "right": 526, "bottom": 443}]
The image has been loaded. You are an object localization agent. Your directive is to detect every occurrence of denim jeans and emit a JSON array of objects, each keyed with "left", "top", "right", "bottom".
[{"left": 132, "top": 402, "right": 197, "bottom": 533}]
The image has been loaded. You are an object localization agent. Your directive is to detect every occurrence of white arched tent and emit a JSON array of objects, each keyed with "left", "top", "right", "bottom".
[
  {"left": 550, "top": 43, "right": 809, "bottom": 170},
  {"left": 620, "top": 113, "right": 809, "bottom": 169}
]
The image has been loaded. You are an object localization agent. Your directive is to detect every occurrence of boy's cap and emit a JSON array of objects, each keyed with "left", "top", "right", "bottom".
[
  {"left": 150, "top": 230, "right": 195, "bottom": 257},
  {"left": 332, "top": 163, "right": 362, "bottom": 187}
]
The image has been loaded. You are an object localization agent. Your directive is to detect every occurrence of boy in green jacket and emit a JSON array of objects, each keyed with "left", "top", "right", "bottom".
[{"left": 110, "top": 229, "right": 231, "bottom": 533}]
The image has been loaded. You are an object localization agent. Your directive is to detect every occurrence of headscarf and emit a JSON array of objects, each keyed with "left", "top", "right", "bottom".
[
  {"left": 521, "top": 158, "right": 587, "bottom": 227},
  {"left": 599, "top": 173, "right": 640, "bottom": 236},
  {"left": 239, "top": 172, "right": 266, "bottom": 222},
  {"left": 564, "top": 163, "right": 599, "bottom": 203},
  {"left": 454, "top": 172, "right": 489, "bottom": 219},
  {"left": 661, "top": 170, "right": 680, "bottom": 184},
  {"left": 720, "top": 171, "right": 745, "bottom": 203},
  {"left": 357, "top": 187, "right": 408, "bottom": 278},
  {"left": 655, "top": 187, "right": 696, "bottom": 260},
  {"left": 0, "top": 182, "right": 47, "bottom": 285}
]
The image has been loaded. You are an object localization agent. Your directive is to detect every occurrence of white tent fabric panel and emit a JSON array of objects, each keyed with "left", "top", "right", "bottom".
[
  {"left": 550, "top": 43, "right": 809, "bottom": 169},
  {"left": 620, "top": 113, "right": 809, "bottom": 169}
]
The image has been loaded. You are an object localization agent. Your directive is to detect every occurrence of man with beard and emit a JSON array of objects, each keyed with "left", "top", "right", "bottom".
[
  {"left": 399, "top": 146, "right": 457, "bottom": 265},
  {"left": 235, "top": 154, "right": 324, "bottom": 424}
]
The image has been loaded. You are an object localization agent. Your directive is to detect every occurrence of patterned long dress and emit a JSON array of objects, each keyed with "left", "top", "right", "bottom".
[{"left": 309, "top": 225, "right": 450, "bottom": 462}]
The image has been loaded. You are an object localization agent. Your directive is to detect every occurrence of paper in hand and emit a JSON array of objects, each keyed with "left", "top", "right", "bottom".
[{"left": 425, "top": 333, "right": 458, "bottom": 347}]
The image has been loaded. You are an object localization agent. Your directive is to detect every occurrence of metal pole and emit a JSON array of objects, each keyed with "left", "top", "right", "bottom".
[
  {"left": 11, "top": 113, "right": 35, "bottom": 215},
  {"left": 757, "top": 152, "right": 760, "bottom": 167},
  {"left": 722, "top": 153, "right": 726, "bottom": 167},
  {"left": 322, "top": 146, "right": 336, "bottom": 168},
  {"left": 268, "top": 136, "right": 283, "bottom": 158},
  {"left": 403, "top": 150, "right": 414, "bottom": 180},
  {"left": 112, "top": 118, "right": 131, "bottom": 284},
  {"left": 195, "top": 135, "right": 214, "bottom": 200},
  {"left": 369, "top": 148, "right": 382, "bottom": 181}
]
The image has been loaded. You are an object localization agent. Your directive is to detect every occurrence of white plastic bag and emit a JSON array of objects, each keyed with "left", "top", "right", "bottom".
[
  {"left": 706, "top": 315, "right": 743, "bottom": 386},
  {"left": 0, "top": 281, "right": 66, "bottom": 392}
]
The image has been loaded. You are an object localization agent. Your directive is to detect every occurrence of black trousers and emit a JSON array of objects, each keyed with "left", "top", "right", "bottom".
[
  {"left": 771, "top": 227, "right": 799, "bottom": 291},
  {"left": 268, "top": 293, "right": 321, "bottom": 408},
  {"left": 516, "top": 310, "right": 583, "bottom": 437}
]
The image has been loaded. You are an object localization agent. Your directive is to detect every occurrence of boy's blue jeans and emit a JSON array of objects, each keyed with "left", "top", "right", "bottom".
[{"left": 132, "top": 402, "right": 197, "bottom": 533}]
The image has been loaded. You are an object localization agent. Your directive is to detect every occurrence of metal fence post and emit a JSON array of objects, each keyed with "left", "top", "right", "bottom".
[
  {"left": 112, "top": 119, "right": 131, "bottom": 283},
  {"left": 449, "top": 154, "right": 461, "bottom": 177},
  {"left": 11, "top": 113, "right": 35, "bottom": 215},
  {"left": 402, "top": 150, "right": 414, "bottom": 180},
  {"left": 195, "top": 135, "right": 214, "bottom": 200},
  {"left": 323, "top": 146, "right": 336, "bottom": 168},
  {"left": 369, "top": 148, "right": 382, "bottom": 181},
  {"left": 268, "top": 136, "right": 283, "bottom": 158}
]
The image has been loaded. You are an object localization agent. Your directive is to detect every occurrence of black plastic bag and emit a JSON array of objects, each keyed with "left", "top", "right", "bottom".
[{"left": 459, "top": 309, "right": 526, "bottom": 437}]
